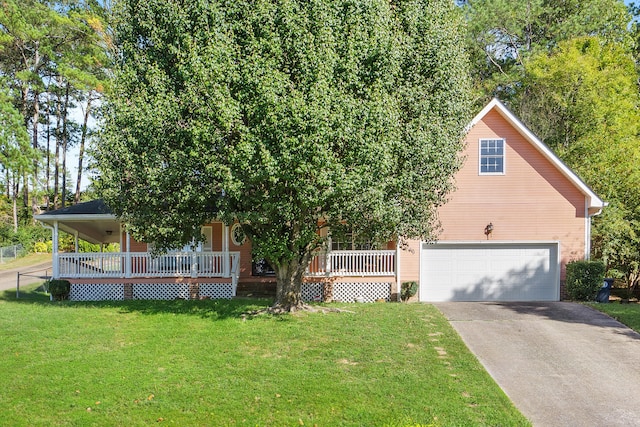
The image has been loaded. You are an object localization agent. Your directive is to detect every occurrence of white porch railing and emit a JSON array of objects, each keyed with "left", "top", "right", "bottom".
[
  {"left": 57, "top": 251, "right": 240, "bottom": 279},
  {"left": 307, "top": 250, "right": 396, "bottom": 277}
]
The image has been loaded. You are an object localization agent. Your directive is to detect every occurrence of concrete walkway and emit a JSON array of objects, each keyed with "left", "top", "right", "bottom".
[{"left": 435, "top": 302, "right": 640, "bottom": 427}]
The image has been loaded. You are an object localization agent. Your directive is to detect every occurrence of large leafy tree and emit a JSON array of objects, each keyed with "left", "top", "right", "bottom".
[
  {"left": 97, "top": 0, "right": 471, "bottom": 311},
  {"left": 458, "top": 0, "right": 632, "bottom": 105},
  {"left": 521, "top": 36, "right": 640, "bottom": 292}
]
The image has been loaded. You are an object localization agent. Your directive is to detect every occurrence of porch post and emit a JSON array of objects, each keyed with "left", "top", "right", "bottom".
[
  {"left": 191, "top": 251, "right": 198, "bottom": 278},
  {"left": 74, "top": 232, "right": 79, "bottom": 253},
  {"left": 326, "top": 236, "right": 332, "bottom": 276},
  {"left": 223, "top": 224, "right": 230, "bottom": 277},
  {"left": 52, "top": 221, "right": 59, "bottom": 279},
  {"left": 395, "top": 237, "right": 401, "bottom": 302},
  {"left": 125, "top": 231, "right": 132, "bottom": 278}
]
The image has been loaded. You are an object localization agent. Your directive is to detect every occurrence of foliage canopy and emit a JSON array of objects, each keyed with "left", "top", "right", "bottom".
[{"left": 97, "top": 0, "right": 471, "bottom": 309}]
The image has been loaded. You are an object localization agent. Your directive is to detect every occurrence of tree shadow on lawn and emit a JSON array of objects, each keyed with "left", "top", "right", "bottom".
[{"left": 1, "top": 285, "right": 274, "bottom": 321}]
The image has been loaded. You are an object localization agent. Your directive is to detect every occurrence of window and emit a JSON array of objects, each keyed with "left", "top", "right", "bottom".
[
  {"left": 231, "top": 223, "right": 246, "bottom": 246},
  {"left": 331, "top": 232, "right": 380, "bottom": 251},
  {"left": 479, "top": 138, "right": 505, "bottom": 174}
]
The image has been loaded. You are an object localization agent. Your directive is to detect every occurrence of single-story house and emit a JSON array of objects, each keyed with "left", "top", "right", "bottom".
[{"left": 35, "top": 98, "right": 604, "bottom": 302}]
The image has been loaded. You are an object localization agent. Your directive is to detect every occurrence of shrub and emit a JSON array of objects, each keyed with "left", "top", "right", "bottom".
[
  {"left": 33, "top": 241, "right": 48, "bottom": 253},
  {"left": 401, "top": 281, "right": 418, "bottom": 302},
  {"left": 47, "top": 279, "right": 71, "bottom": 301},
  {"left": 566, "top": 260, "right": 605, "bottom": 301}
]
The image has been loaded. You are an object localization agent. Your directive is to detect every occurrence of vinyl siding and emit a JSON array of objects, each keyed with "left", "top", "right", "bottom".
[{"left": 436, "top": 109, "right": 587, "bottom": 280}]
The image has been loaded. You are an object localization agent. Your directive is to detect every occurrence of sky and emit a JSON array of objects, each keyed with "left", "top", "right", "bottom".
[{"left": 68, "top": 0, "right": 638, "bottom": 193}]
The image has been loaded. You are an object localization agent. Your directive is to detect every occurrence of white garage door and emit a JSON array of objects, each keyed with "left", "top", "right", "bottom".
[{"left": 420, "top": 242, "right": 559, "bottom": 302}]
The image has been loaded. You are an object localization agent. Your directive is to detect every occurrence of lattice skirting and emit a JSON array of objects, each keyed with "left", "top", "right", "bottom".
[
  {"left": 200, "top": 283, "right": 234, "bottom": 299},
  {"left": 332, "top": 282, "right": 391, "bottom": 303},
  {"left": 132, "top": 283, "right": 190, "bottom": 300},
  {"left": 70, "top": 283, "right": 125, "bottom": 301},
  {"left": 301, "top": 282, "right": 324, "bottom": 302}
]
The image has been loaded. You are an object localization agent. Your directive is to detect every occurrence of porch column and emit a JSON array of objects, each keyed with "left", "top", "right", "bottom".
[
  {"left": 325, "top": 236, "right": 332, "bottom": 276},
  {"left": 395, "top": 237, "right": 401, "bottom": 302},
  {"left": 52, "top": 221, "right": 59, "bottom": 279},
  {"left": 125, "top": 231, "right": 132, "bottom": 278},
  {"left": 74, "top": 232, "right": 79, "bottom": 253},
  {"left": 191, "top": 251, "right": 198, "bottom": 278},
  {"left": 223, "top": 224, "right": 230, "bottom": 277}
]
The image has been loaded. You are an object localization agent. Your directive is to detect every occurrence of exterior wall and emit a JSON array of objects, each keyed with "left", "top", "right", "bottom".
[
  {"left": 432, "top": 109, "right": 587, "bottom": 283},
  {"left": 121, "top": 233, "right": 147, "bottom": 252},
  {"left": 399, "top": 239, "right": 421, "bottom": 285}
]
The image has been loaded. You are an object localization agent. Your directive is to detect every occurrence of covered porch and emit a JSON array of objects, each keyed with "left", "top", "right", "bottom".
[{"left": 35, "top": 200, "right": 399, "bottom": 301}]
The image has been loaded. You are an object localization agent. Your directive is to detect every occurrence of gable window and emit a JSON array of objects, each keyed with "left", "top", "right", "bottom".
[{"left": 479, "top": 138, "right": 505, "bottom": 175}]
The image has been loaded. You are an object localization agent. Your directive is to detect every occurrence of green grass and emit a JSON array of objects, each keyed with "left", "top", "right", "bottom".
[
  {"left": 0, "top": 252, "right": 51, "bottom": 271},
  {"left": 589, "top": 302, "right": 640, "bottom": 332},
  {"left": 0, "top": 286, "right": 529, "bottom": 426}
]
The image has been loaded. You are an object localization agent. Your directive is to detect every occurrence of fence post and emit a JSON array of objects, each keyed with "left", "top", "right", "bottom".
[{"left": 16, "top": 272, "right": 20, "bottom": 299}]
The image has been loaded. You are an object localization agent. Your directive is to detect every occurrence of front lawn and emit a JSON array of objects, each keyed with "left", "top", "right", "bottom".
[
  {"left": 589, "top": 302, "right": 640, "bottom": 332},
  {"left": 0, "top": 285, "right": 529, "bottom": 426}
]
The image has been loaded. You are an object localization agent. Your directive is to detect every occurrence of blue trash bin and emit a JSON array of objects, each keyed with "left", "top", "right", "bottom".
[{"left": 596, "top": 278, "right": 614, "bottom": 303}]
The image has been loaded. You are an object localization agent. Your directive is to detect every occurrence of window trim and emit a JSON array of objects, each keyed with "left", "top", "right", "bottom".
[
  {"left": 231, "top": 223, "right": 246, "bottom": 246},
  {"left": 479, "top": 138, "right": 506, "bottom": 175}
]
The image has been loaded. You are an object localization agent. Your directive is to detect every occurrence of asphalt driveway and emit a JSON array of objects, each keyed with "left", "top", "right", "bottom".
[{"left": 435, "top": 302, "right": 640, "bottom": 427}]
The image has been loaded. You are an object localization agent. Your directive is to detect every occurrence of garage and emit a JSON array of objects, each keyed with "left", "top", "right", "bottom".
[{"left": 420, "top": 242, "right": 559, "bottom": 302}]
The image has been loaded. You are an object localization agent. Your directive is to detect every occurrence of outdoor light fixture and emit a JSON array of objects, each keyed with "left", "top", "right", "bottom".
[
  {"left": 484, "top": 223, "right": 493, "bottom": 239},
  {"left": 105, "top": 230, "right": 113, "bottom": 236}
]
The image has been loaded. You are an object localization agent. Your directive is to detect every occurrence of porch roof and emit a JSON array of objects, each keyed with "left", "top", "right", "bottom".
[{"left": 35, "top": 199, "right": 121, "bottom": 244}]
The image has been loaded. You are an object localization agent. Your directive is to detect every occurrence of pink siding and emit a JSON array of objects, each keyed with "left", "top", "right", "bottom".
[
  {"left": 399, "top": 239, "right": 422, "bottom": 284},
  {"left": 429, "top": 109, "right": 587, "bottom": 280}
]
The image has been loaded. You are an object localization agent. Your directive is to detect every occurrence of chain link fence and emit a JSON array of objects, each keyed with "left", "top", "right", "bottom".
[{"left": 0, "top": 244, "right": 25, "bottom": 264}]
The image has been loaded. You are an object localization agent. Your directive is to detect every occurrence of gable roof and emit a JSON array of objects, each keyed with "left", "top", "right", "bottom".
[
  {"left": 36, "top": 199, "right": 114, "bottom": 218},
  {"left": 469, "top": 98, "right": 605, "bottom": 213},
  {"left": 35, "top": 199, "right": 119, "bottom": 244}
]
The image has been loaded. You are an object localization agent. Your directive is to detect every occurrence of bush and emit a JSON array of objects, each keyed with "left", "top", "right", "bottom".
[
  {"left": 566, "top": 260, "right": 605, "bottom": 301},
  {"left": 33, "top": 241, "right": 48, "bottom": 253},
  {"left": 401, "top": 281, "right": 418, "bottom": 302},
  {"left": 47, "top": 279, "right": 71, "bottom": 301}
]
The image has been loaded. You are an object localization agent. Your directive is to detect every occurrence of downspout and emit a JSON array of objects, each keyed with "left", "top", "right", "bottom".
[
  {"left": 585, "top": 199, "right": 591, "bottom": 261},
  {"left": 585, "top": 197, "right": 606, "bottom": 261},
  {"left": 42, "top": 223, "right": 59, "bottom": 279}
]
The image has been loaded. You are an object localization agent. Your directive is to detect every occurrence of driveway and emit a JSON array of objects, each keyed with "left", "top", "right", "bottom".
[
  {"left": 435, "top": 302, "right": 640, "bottom": 427},
  {"left": 0, "top": 262, "right": 51, "bottom": 292}
]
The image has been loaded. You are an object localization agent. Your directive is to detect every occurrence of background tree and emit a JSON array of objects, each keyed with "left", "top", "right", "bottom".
[
  {"left": 97, "top": 0, "right": 471, "bottom": 311},
  {"left": 0, "top": 86, "right": 37, "bottom": 232},
  {"left": 0, "top": 0, "right": 110, "bottom": 251},
  {"left": 459, "top": 0, "right": 631, "bottom": 106},
  {"left": 461, "top": 0, "right": 640, "bottom": 292},
  {"left": 521, "top": 36, "right": 640, "bottom": 294}
]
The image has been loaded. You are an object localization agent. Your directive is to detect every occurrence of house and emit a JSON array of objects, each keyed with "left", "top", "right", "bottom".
[
  {"left": 403, "top": 98, "right": 605, "bottom": 302},
  {"left": 35, "top": 99, "right": 604, "bottom": 302}
]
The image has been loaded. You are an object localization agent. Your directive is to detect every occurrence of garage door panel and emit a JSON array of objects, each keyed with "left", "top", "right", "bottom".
[{"left": 420, "top": 243, "right": 559, "bottom": 302}]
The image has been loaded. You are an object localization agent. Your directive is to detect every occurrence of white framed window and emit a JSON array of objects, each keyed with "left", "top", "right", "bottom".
[
  {"left": 479, "top": 138, "right": 505, "bottom": 175},
  {"left": 231, "top": 223, "right": 246, "bottom": 246},
  {"left": 331, "top": 231, "right": 380, "bottom": 251},
  {"left": 201, "top": 226, "right": 213, "bottom": 251}
]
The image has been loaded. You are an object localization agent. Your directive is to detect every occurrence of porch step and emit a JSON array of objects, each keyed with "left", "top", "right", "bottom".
[{"left": 236, "top": 282, "right": 276, "bottom": 298}]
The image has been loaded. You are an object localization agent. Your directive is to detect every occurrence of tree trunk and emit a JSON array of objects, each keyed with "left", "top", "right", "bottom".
[
  {"left": 272, "top": 252, "right": 313, "bottom": 311},
  {"left": 31, "top": 88, "right": 40, "bottom": 218},
  {"left": 61, "top": 83, "right": 70, "bottom": 208},
  {"left": 11, "top": 176, "right": 19, "bottom": 233},
  {"left": 53, "top": 84, "right": 62, "bottom": 209},
  {"left": 75, "top": 94, "right": 92, "bottom": 204},
  {"left": 45, "top": 92, "right": 51, "bottom": 210}
]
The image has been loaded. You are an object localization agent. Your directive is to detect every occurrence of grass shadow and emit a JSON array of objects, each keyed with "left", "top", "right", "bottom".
[{"left": 2, "top": 282, "right": 273, "bottom": 321}]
